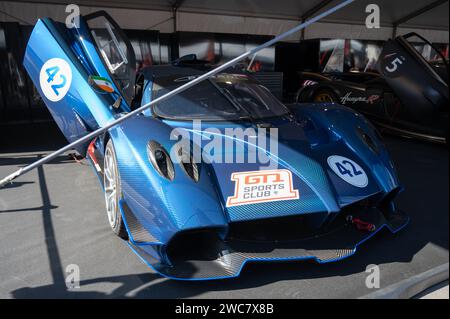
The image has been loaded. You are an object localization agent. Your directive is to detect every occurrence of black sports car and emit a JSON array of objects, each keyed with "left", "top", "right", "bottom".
[{"left": 296, "top": 33, "right": 449, "bottom": 144}]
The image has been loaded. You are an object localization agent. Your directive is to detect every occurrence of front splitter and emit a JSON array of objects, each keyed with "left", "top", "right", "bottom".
[{"left": 127, "top": 208, "right": 409, "bottom": 280}]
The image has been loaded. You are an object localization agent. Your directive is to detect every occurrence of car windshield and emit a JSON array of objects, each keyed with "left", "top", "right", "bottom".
[{"left": 152, "top": 74, "right": 288, "bottom": 120}]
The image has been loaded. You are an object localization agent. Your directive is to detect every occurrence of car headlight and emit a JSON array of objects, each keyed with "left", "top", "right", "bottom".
[
  {"left": 147, "top": 141, "right": 175, "bottom": 181},
  {"left": 356, "top": 126, "right": 379, "bottom": 154},
  {"left": 177, "top": 145, "right": 200, "bottom": 183}
]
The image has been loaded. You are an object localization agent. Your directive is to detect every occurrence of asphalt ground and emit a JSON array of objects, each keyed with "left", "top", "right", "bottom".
[{"left": 0, "top": 122, "right": 448, "bottom": 298}]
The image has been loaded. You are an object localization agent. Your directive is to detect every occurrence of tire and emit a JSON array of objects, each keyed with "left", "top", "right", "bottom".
[
  {"left": 103, "top": 139, "right": 128, "bottom": 239},
  {"left": 312, "top": 89, "right": 338, "bottom": 103}
]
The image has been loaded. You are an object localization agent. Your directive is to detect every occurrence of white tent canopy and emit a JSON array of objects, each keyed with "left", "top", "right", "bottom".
[{"left": 1, "top": 0, "right": 448, "bottom": 42}]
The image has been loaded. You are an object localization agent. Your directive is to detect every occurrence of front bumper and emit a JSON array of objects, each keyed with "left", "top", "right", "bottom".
[{"left": 124, "top": 205, "right": 409, "bottom": 280}]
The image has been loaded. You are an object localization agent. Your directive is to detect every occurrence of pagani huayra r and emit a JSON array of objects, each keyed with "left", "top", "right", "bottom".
[{"left": 296, "top": 33, "right": 448, "bottom": 144}]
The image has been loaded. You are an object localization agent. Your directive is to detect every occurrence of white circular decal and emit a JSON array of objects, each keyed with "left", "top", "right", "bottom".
[
  {"left": 327, "top": 155, "right": 368, "bottom": 188},
  {"left": 39, "top": 58, "right": 72, "bottom": 102}
]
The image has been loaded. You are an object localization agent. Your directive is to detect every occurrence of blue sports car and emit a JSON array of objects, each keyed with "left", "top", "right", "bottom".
[{"left": 23, "top": 11, "right": 408, "bottom": 280}]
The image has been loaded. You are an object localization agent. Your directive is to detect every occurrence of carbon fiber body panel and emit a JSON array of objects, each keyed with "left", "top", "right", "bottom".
[
  {"left": 127, "top": 206, "right": 409, "bottom": 280},
  {"left": 120, "top": 201, "right": 159, "bottom": 244}
]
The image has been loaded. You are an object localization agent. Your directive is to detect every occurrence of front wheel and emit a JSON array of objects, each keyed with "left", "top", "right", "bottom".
[{"left": 103, "top": 139, "right": 128, "bottom": 239}]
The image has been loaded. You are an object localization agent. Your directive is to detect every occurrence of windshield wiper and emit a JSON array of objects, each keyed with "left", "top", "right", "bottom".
[{"left": 208, "top": 79, "right": 257, "bottom": 124}]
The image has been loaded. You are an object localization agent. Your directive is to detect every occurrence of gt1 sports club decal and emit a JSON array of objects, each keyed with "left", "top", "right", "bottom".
[
  {"left": 226, "top": 169, "right": 299, "bottom": 207},
  {"left": 39, "top": 58, "right": 72, "bottom": 102},
  {"left": 327, "top": 155, "right": 368, "bottom": 188}
]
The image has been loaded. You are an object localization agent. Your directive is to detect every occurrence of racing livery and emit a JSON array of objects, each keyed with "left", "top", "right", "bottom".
[
  {"left": 296, "top": 34, "right": 449, "bottom": 144},
  {"left": 23, "top": 11, "right": 408, "bottom": 280}
]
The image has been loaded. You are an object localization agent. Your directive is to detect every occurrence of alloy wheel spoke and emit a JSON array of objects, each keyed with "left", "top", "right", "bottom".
[
  {"left": 107, "top": 189, "right": 116, "bottom": 202},
  {"left": 104, "top": 148, "right": 118, "bottom": 229}
]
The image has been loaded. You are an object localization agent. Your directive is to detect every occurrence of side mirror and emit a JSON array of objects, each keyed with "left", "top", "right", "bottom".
[
  {"left": 179, "top": 54, "right": 197, "bottom": 62},
  {"left": 88, "top": 75, "right": 115, "bottom": 94},
  {"left": 172, "top": 54, "right": 198, "bottom": 65}
]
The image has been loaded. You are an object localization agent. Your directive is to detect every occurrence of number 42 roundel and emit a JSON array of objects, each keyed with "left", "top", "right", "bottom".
[
  {"left": 327, "top": 155, "right": 368, "bottom": 188},
  {"left": 39, "top": 58, "right": 72, "bottom": 102}
]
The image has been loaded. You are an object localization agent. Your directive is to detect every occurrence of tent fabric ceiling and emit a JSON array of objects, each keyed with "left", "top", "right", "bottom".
[
  {"left": 405, "top": 1, "right": 449, "bottom": 29},
  {"left": 0, "top": 0, "right": 448, "bottom": 42},
  {"left": 318, "top": 0, "right": 449, "bottom": 29},
  {"left": 3, "top": 0, "right": 449, "bottom": 30}
]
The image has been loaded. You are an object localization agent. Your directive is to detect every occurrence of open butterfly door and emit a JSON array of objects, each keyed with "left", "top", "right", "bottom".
[
  {"left": 377, "top": 33, "right": 448, "bottom": 137},
  {"left": 23, "top": 11, "right": 136, "bottom": 153}
]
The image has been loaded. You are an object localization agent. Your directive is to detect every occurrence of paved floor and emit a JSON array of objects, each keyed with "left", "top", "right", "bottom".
[{"left": 0, "top": 123, "right": 448, "bottom": 298}]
